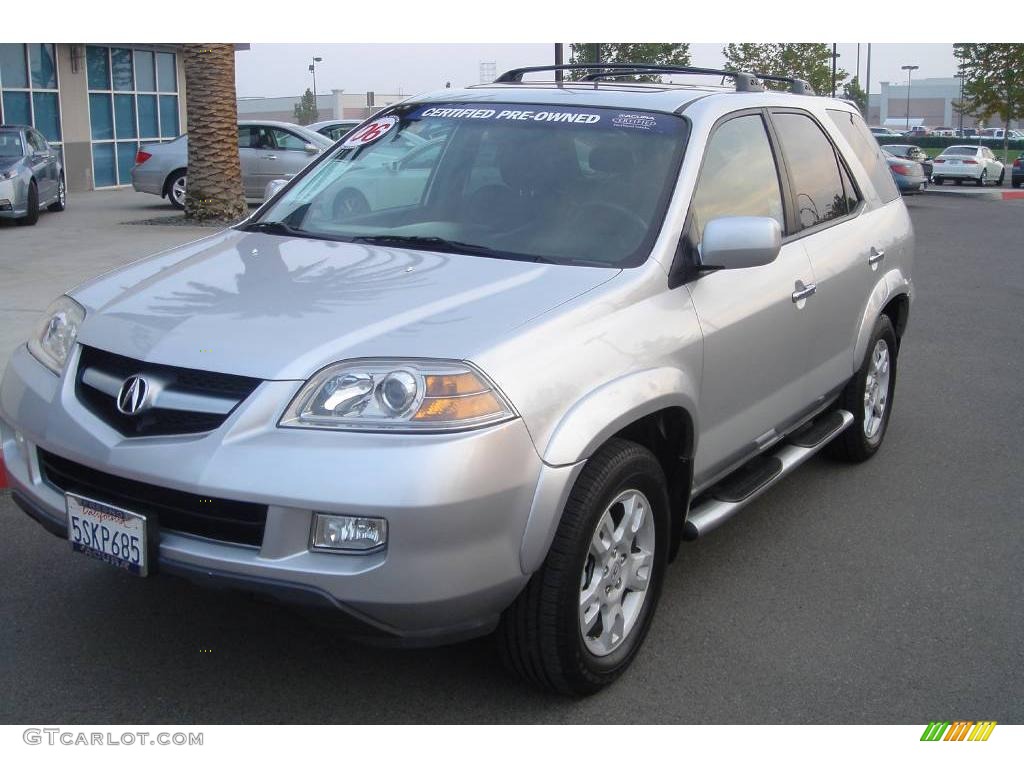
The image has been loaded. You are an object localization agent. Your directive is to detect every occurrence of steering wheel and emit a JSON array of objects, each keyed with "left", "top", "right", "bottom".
[{"left": 568, "top": 201, "right": 648, "bottom": 242}]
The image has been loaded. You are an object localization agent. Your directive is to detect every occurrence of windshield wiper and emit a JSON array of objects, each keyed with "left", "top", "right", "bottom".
[
  {"left": 236, "top": 219, "right": 315, "bottom": 238},
  {"left": 349, "top": 235, "right": 548, "bottom": 262}
]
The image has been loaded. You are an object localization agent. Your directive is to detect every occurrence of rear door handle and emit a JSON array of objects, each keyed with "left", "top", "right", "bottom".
[
  {"left": 868, "top": 248, "right": 885, "bottom": 265},
  {"left": 792, "top": 283, "right": 817, "bottom": 302}
]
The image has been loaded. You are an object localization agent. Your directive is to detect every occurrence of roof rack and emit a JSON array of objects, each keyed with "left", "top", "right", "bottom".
[{"left": 494, "top": 63, "right": 814, "bottom": 96}]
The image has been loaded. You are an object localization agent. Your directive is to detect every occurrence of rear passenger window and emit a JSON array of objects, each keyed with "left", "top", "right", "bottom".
[
  {"left": 772, "top": 112, "right": 856, "bottom": 231},
  {"left": 826, "top": 108, "right": 900, "bottom": 204},
  {"left": 688, "top": 114, "right": 784, "bottom": 246}
]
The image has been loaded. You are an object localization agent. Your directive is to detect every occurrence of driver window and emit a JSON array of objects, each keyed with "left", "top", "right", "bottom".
[
  {"left": 688, "top": 114, "right": 785, "bottom": 247},
  {"left": 271, "top": 128, "right": 307, "bottom": 151}
]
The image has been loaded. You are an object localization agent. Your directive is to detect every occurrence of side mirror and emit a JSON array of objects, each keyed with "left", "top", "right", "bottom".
[
  {"left": 700, "top": 217, "right": 782, "bottom": 270},
  {"left": 263, "top": 178, "right": 289, "bottom": 202},
  {"left": 304, "top": 143, "right": 319, "bottom": 154}
]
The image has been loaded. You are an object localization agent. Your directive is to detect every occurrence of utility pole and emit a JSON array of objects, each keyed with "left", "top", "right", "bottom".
[
  {"left": 901, "top": 64, "right": 919, "bottom": 131},
  {"left": 593, "top": 43, "right": 601, "bottom": 64},
  {"left": 857, "top": 43, "right": 861, "bottom": 85},
  {"left": 555, "top": 43, "right": 563, "bottom": 83}
]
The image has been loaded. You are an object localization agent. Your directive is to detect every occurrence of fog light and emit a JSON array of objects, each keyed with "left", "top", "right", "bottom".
[{"left": 311, "top": 513, "right": 387, "bottom": 552}]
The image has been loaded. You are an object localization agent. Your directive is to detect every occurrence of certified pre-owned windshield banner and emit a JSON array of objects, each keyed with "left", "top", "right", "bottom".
[{"left": 405, "top": 103, "right": 682, "bottom": 134}]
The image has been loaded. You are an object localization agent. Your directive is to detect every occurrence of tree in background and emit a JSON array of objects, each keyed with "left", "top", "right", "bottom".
[
  {"left": 723, "top": 43, "right": 846, "bottom": 96},
  {"left": 567, "top": 44, "right": 691, "bottom": 82},
  {"left": 181, "top": 44, "right": 246, "bottom": 221},
  {"left": 842, "top": 76, "right": 868, "bottom": 115},
  {"left": 954, "top": 43, "right": 1024, "bottom": 157},
  {"left": 293, "top": 88, "right": 319, "bottom": 125}
]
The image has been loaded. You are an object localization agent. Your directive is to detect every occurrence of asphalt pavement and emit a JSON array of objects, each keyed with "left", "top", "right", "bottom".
[{"left": 1, "top": 193, "right": 1022, "bottom": 723}]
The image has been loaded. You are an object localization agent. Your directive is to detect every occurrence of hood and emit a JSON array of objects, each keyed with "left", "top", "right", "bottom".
[
  {"left": 72, "top": 230, "right": 619, "bottom": 380},
  {"left": 0, "top": 157, "right": 21, "bottom": 174}
]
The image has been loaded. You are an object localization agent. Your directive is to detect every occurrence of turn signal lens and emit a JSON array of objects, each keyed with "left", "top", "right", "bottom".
[
  {"left": 412, "top": 391, "right": 505, "bottom": 422},
  {"left": 424, "top": 372, "right": 488, "bottom": 397}
]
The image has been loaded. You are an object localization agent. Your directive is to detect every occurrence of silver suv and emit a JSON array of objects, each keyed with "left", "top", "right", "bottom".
[{"left": 0, "top": 64, "right": 913, "bottom": 695}]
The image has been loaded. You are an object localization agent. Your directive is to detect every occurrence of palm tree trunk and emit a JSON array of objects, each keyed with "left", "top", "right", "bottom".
[{"left": 181, "top": 44, "right": 247, "bottom": 220}]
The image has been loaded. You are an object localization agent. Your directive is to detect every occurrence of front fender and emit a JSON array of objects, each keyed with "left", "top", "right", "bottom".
[
  {"left": 519, "top": 367, "right": 699, "bottom": 573},
  {"left": 853, "top": 267, "right": 912, "bottom": 367},
  {"left": 541, "top": 366, "right": 699, "bottom": 467}
]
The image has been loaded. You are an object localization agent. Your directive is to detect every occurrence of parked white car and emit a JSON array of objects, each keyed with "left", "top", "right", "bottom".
[{"left": 931, "top": 145, "right": 1005, "bottom": 186}]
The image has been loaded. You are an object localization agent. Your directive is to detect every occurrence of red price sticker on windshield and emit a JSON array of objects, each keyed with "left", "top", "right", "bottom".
[{"left": 342, "top": 116, "right": 398, "bottom": 148}]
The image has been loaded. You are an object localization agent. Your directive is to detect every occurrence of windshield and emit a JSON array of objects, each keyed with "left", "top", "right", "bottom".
[
  {"left": 251, "top": 102, "right": 688, "bottom": 267},
  {"left": 0, "top": 130, "right": 24, "bottom": 158}
]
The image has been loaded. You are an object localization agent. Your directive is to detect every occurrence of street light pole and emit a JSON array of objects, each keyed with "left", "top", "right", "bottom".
[
  {"left": 555, "top": 43, "right": 563, "bottom": 83},
  {"left": 831, "top": 44, "right": 838, "bottom": 98},
  {"left": 865, "top": 43, "right": 871, "bottom": 121},
  {"left": 901, "top": 64, "right": 919, "bottom": 131},
  {"left": 309, "top": 56, "right": 323, "bottom": 98}
]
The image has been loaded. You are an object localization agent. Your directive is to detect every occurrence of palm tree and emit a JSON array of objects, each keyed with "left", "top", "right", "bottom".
[{"left": 181, "top": 44, "right": 247, "bottom": 221}]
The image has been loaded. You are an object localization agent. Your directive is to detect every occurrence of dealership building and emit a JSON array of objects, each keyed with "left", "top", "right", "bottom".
[
  {"left": 0, "top": 43, "right": 186, "bottom": 193},
  {"left": 866, "top": 76, "right": 1020, "bottom": 131}
]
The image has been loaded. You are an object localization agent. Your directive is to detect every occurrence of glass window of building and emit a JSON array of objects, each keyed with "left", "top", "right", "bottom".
[
  {"left": 86, "top": 46, "right": 180, "bottom": 187},
  {"left": 0, "top": 44, "right": 62, "bottom": 161}
]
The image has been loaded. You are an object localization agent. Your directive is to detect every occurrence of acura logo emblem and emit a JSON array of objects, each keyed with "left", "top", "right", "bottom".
[{"left": 116, "top": 375, "right": 150, "bottom": 415}]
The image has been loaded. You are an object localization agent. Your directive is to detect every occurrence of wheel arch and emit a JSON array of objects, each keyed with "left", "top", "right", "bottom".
[
  {"left": 853, "top": 271, "right": 912, "bottom": 367},
  {"left": 162, "top": 167, "right": 187, "bottom": 198},
  {"left": 520, "top": 369, "right": 699, "bottom": 573}
]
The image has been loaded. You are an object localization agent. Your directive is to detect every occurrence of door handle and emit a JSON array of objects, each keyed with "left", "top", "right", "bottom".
[
  {"left": 791, "top": 282, "right": 817, "bottom": 303},
  {"left": 868, "top": 248, "right": 885, "bottom": 265}
]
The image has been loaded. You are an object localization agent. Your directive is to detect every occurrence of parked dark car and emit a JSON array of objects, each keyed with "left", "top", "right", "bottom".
[
  {"left": 1012, "top": 155, "right": 1023, "bottom": 188},
  {"left": 883, "top": 144, "right": 933, "bottom": 179},
  {"left": 881, "top": 147, "right": 927, "bottom": 194}
]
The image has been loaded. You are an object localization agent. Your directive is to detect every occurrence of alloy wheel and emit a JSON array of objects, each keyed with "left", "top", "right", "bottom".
[
  {"left": 863, "top": 339, "right": 891, "bottom": 439},
  {"left": 172, "top": 175, "right": 187, "bottom": 207},
  {"left": 578, "top": 489, "right": 656, "bottom": 657}
]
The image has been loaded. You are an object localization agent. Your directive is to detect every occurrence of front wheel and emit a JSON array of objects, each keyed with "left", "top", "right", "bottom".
[
  {"left": 16, "top": 181, "right": 39, "bottom": 226},
  {"left": 933, "top": 176, "right": 943, "bottom": 185},
  {"left": 997, "top": 169, "right": 1005, "bottom": 186},
  {"left": 497, "top": 438, "right": 669, "bottom": 695},
  {"left": 829, "top": 315, "right": 898, "bottom": 463}
]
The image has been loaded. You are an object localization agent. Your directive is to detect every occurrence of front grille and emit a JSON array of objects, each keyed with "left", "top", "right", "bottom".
[
  {"left": 39, "top": 449, "right": 267, "bottom": 547},
  {"left": 76, "top": 345, "right": 261, "bottom": 437}
]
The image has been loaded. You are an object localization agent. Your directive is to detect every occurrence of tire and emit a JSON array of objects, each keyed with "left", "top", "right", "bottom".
[
  {"left": 996, "top": 169, "right": 1005, "bottom": 186},
  {"left": 828, "top": 315, "right": 898, "bottom": 463},
  {"left": 497, "top": 438, "right": 670, "bottom": 695},
  {"left": 166, "top": 170, "right": 187, "bottom": 210},
  {"left": 1014, "top": 180, "right": 1022, "bottom": 189},
  {"left": 47, "top": 173, "right": 66, "bottom": 212},
  {"left": 16, "top": 181, "right": 39, "bottom": 226},
  {"left": 933, "top": 177, "right": 943, "bottom": 185},
  {"left": 975, "top": 169, "right": 987, "bottom": 187},
  {"left": 955, "top": 179, "right": 963, "bottom": 186}
]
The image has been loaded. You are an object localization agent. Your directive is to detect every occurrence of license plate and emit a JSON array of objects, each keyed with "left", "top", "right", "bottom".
[
  {"left": 66, "top": 493, "right": 148, "bottom": 576},
  {"left": 949, "top": 159, "right": 961, "bottom": 164}
]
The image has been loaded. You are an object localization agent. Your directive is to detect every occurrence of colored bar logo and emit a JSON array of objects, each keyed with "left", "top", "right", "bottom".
[{"left": 920, "top": 721, "right": 997, "bottom": 741}]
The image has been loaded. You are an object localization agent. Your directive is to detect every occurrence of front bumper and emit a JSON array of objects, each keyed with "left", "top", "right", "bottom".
[{"left": 1, "top": 344, "right": 571, "bottom": 645}]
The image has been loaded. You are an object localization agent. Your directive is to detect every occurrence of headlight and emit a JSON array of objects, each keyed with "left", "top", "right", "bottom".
[
  {"left": 280, "top": 359, "right": 516, "bottom": 432},
  {"left": 27, "top": 295, "right": 85, "bottom": 375}
]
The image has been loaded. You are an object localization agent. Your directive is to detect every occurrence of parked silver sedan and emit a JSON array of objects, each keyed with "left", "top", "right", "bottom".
[
  {"left": 0, "top": 124, "right": 66, "bottom": 226},
  {"left": 131, "top": 120, "right": 333, "bottom": 209}
]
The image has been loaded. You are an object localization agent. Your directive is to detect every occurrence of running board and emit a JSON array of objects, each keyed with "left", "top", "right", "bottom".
[{"left": 682, "top": 409, "right": 854, "bottom": 540}]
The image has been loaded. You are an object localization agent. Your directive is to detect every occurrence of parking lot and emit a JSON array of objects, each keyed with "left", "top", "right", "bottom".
[{"left": 0, "top": 191, "right": 1021, "bottom": 723}]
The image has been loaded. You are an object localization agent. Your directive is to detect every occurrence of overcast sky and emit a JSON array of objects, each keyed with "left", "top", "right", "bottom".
[{"left": 235, "top": 43, "right": 959, "bottom": 100}]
